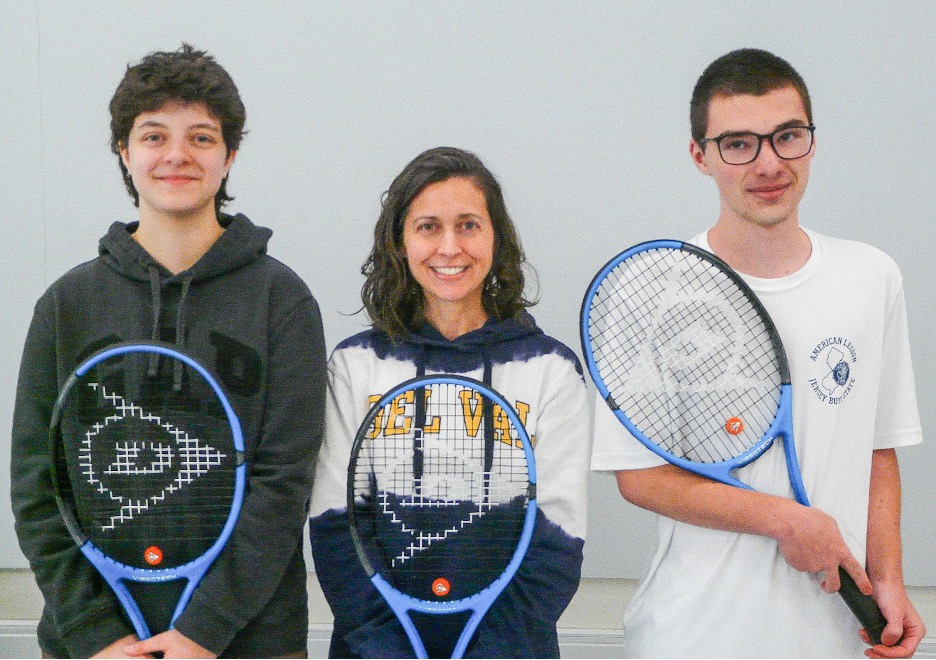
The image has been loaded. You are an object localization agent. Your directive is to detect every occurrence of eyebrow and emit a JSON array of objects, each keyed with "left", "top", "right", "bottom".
[
  {"left": 408, "top": 212, "right": 486, "bottom": 223},
  {"left": 773, "top": 119, "right": 811, "bottom": 131},
  {"left": 135, "top": 120, "right": 222, "bottom": 133},
  {"left": 718, "top": 119, "right": 810, "bottom": 137}
]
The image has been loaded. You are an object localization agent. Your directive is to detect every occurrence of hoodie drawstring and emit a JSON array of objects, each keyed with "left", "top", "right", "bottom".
[
  {"left": 146, "top": 265, "right": 193, "bottom": 391},
  {"left": 172, "top": 276, "right": 193, "bottom": 391},
  {"left": 481, "top": 358, "right": 494, "bottom": 475},
  {"left": 147, "top": 266, "right": 162, "bottom": 377}
]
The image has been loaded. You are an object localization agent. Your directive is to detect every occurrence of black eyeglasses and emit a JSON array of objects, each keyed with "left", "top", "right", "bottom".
[{"left": 698, "top": 125, "right": 815, "bottom": 165}]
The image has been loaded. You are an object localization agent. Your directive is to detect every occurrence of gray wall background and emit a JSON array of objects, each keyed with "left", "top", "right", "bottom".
[{"left": 1, "top": 1, "right": 933, "bottom": 585}]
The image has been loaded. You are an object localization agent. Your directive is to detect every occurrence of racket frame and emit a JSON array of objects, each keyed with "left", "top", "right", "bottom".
[
  {"left": 580, "top": 239, "right": 809, "bottom": 504},
  {"left": 347, "top": 374, "right": 537, "bottom": 659},
  {"left": 49, "top": 341, "right": 247, "bottom": 640}
]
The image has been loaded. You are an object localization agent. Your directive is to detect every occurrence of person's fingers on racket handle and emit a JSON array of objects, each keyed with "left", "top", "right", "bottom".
[
  {"left": 820, "top": 555, "right": 868, "bottom": 595},
  {"left": 820, "top": 564, "right": 842, "bottom": 593},
  {"left": 839, "top": 568, "right": 887, "bottom": 647},
  {"left": 124, "top": 630, "right": 217, "bottom": 659},
  {"left": 90, "top": 635, "right": 152, "bottom": 659},
  {"left": 839, "top": 558, "right": 874, "bottom": 595},
  {"left": 120, "top": 638, "right": 158, "bottom": 658},
  {"left": 858, "top": 628, "right": 907, "bottom": 658}
]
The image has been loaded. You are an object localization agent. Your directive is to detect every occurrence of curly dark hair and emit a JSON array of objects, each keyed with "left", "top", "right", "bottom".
[
  {"left": 109, "top": 43, "right": 246, "bottom": 213},
  {"left": 361, "top": 147, "right": 536, "bottom": 339},
  {"left": 690, "top": 48, "right": 812, "bottom": 144}
]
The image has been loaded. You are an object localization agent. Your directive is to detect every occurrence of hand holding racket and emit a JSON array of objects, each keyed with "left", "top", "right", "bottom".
[
  {"left": 50, "top": 341, "right": 246, "bottom": 643},
  {"left": 347, "top": 375, "right": 537, "bottom": 659},
  {"left": 580, "top": 240, "right": 887, "bottom": 645}
]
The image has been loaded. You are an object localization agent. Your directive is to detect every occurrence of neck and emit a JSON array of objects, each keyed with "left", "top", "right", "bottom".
[
  {"left": 424, "top": 301, "right": 488, "bottom": 341},
  {"left": 707, "top": 216, "right": 811, "bottom": 278},
  {"left": 133, "top": 207, "right": 223, "bottom": 275}
]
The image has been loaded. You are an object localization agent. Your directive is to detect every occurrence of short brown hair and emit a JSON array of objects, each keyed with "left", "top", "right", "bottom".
[
  {"left": 690, "top": 48, "right": 811, "bottom": 144},
  {"left": 109, "top": 43, "right": 246, "bottom": 213}
]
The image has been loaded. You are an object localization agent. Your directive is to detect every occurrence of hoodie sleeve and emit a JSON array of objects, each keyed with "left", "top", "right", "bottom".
[
  {"left": 172, "top": 287, "right": 327, "bottom": 653},
  {"left": 11, "top": 293, "right": 137, "bottom": 658}
]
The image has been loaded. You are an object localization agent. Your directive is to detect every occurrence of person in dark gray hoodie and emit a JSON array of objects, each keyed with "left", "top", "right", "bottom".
[{"left": 11, "top": 44, "right": 326, "bottom": 658}]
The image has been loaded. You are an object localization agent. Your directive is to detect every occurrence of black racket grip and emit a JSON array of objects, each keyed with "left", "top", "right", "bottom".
[{"left": 838, "top": 567, "right": 887, "bottom": 646}]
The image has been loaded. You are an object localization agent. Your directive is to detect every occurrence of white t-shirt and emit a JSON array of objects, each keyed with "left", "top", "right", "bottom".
[{"left": 590, "top": 228, "right": 922, "bottom": 658}]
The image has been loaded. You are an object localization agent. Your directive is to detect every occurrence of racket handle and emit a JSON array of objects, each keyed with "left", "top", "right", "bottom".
[{"left": 837, "top": 567, "right": 887, "bottom": 646}]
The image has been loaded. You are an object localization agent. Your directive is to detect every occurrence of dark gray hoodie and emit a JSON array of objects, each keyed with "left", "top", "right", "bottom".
[{"left": 12, "top": 214, "right": 326, "bottom": 657}]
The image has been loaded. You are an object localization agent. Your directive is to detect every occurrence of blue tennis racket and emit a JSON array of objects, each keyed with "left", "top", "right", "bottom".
[
  {"left": 347, "top": 375, "right": 537, "bottom": 659},
  {"left": 580, "top": 239, "right": 887, "bottom": 645},
  {"left": 49, "top": 341, "right": 246, "bottom": 640}
]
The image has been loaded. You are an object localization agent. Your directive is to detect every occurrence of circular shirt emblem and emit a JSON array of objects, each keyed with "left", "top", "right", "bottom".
[{"left": 807, "top": 337, "right": 857, "bottom": 405}]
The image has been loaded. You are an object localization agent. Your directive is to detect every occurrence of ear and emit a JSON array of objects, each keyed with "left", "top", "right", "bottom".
[
  {"left": 118, "top": 142, "right": 130, "bottom": 169},
  {"left": 689, "top": 139, "right": 712, "bottom": 176},
  {"left": 224, "top": 150, "right": 237, "bottom": 175}
]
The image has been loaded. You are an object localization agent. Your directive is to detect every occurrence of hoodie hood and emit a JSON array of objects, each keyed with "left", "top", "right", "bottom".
[
  {"left": 98, "top": 213, "right": 272, "bottom": 385},
  {"left": 99, "top": 212, "right": 271, "bottom": 284},
  {"left": 356, "top": 311, "right": 545, "bottom": 380},
  {"left": 408, "top": 311, "right": 542, "bottom": 353}
]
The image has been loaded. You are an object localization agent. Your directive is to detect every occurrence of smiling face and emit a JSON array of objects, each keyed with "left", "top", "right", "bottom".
[
  {"left": 402, "top": 176, "right": 495, "bottom": 332},
  {"left": 690, "top": 85, "right": 814, "bottom": 229},
  {"left": 119, "top": 100, "right": 235, "bottom": 224}
]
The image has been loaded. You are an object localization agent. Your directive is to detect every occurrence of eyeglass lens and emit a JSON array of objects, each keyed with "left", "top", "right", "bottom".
[{"left": 718, "top": 127, "right": 813, "bottom": 165}]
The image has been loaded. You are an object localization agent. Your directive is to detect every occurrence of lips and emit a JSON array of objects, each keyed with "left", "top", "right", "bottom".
[
  {"left": 748, "top": 182, "right": 790, "bottom": 201},
  {"left": 431, "top": 266, "right": 469, "bottom": 276},
  {"left": 156, "top": 174, "right": 199, "bottom": 185}
]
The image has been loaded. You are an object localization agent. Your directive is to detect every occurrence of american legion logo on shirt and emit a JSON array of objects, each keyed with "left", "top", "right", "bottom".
[{"left": 807, "top": 336, "right": 857, "bottom": 405}]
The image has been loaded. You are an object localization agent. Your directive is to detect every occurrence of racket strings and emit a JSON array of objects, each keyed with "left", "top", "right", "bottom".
[
  {"left": 57, "top": 358, "right": 238, "bottom": 569},
  {"left": 588, "top": 248, "right": 783, "bottom": 463},
  {"left": 353, "top": 382, "right": 531, "bottom": 601}
]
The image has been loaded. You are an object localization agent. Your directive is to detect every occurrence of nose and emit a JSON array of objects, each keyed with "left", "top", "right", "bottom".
[
  {"left": 162, "top": 138, "right": 193, "bottom": 165},
  {"left": 436, "top": 227, "right": 462, "bottom": 256},
  {"left": 752, "top": 136, "right": 784, "bottom": 173}
]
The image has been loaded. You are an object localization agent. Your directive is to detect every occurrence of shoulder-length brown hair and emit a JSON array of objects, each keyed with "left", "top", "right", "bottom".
[{"left": 361, "top": 146, "right": 536, "bottom": 339}]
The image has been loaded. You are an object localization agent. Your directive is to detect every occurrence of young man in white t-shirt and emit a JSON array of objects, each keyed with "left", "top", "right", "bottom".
[{"left": 591, "top": 48, "right": 925, "bottom": 658}]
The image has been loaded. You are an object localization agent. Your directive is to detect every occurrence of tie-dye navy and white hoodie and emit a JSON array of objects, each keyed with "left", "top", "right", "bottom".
[{"left": 309, "top": 313, "right": 589, "bottom": 658}]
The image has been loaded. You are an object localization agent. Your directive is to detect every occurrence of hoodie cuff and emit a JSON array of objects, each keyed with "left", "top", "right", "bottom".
[
  {"left": 172, "top": 598, "right": 241, "bottom": 655},
  {"left": 59, "top": 612, "right": 136, "bottom": 659}
]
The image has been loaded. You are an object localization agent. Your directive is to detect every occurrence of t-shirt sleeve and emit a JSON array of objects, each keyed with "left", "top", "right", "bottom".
[
  {"left": 589, "top": 391, "right": 667, "bottom": 471},
  {"left": 872, "top": 279, "right": 922, "bottom": 450}
]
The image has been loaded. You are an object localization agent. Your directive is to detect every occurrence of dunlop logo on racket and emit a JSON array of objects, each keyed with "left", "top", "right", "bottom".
[
  {"left": 432, "top": 577, "right": 451, "bottom": 598},
  {"left": 81, "top": 382, "right": 228, "bottom": 531},
  {"left": 725, "top": 417, "right": 744, "bottom": 435},
  {"left": 144, "top": 546, "right": 164, "bottom": 566}
]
